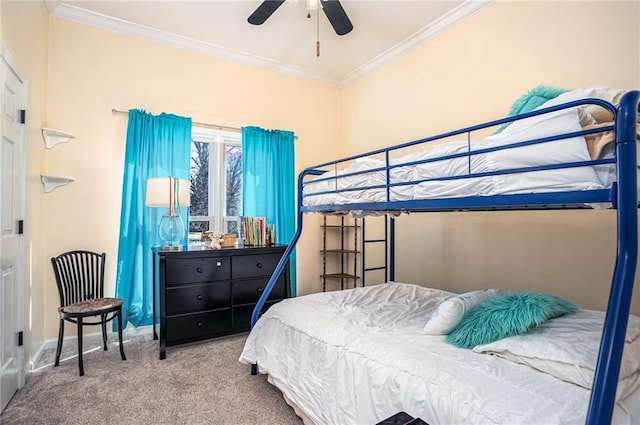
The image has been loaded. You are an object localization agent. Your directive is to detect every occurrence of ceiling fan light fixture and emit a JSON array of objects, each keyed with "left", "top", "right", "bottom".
[{"left": 248, "top": 0, "right": 353, "bottom": 36}]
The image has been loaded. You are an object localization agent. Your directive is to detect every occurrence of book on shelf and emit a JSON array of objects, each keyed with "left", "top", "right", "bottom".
[{"left": 241, "top": 216, "right": 275, "bottom": 247}]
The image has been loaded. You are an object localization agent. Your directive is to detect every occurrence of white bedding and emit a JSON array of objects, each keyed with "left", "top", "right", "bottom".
[
  {"left": 239, "top": 282, "right": 640, "bottom": 425},
  {"left": 302, "top": 101, "right": 608, "bottom": 208},
  {"left": 473, "top": 309, "right": 640, "bottom": 402}
]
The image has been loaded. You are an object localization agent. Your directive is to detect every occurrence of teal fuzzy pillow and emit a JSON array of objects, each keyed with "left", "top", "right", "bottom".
[
  {"left": 445, "top": 292, "right": 578, "bottom": 349},
  {"left": 493, "top": 85, "right": 568, "bottom": 134}
]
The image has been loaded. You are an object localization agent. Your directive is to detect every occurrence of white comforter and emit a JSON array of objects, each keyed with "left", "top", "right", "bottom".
[
  {"left": 302, "top": 106, "right": 606, "bottom": 208},
  {"left": 239, "top": 282, "right": 638, "bottom": 425}
]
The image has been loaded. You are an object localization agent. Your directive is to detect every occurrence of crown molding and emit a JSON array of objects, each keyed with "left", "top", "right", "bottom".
[
  {"left": 44, "top": 1, "right": 60, "bottom": 14},
  {"left": 341, "top": 0, "right": 495, "bottom": 86},
  {"left": 49, "top": 1, "right": 493, "bottom": 88},
  {"left": 49, "top": 2, "right": 342, "bottom": 87}
]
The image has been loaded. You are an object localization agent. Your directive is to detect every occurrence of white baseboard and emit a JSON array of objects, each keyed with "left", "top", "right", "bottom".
[
  {"left": 27, "top": 344, "right": 47, "bottom": 374},
  {"left": 27, "top": 324, "right": 154, "bottom": 373}
]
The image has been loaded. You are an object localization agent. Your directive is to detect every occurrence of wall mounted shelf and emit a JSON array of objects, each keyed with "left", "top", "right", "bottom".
[
  {"left": 41, "top": 127, "right": 74, "bottom": 149},
  {"left": 41, "top": 175, "right": 74, "bottom": 193}
]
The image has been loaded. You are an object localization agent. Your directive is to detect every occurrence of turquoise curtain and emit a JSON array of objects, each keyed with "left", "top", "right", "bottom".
[
  {"left": 115, "top": 110, "right": 192, "bottom": 329},
  {"left": 241, "top": 126, "right": 296, "bottom": 296}
]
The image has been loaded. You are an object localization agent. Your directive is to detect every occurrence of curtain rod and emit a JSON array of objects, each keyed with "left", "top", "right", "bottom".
[
  {"left": 111, "top": 108, "right": 242, "bottom": 133},
  {"left": 111, "top": 108, "right": 298, "bottom": 139}
]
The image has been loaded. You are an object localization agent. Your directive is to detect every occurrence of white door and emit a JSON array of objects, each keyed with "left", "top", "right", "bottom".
[{"left": 0, "top": 47, "right": 25, "bottom": 412}]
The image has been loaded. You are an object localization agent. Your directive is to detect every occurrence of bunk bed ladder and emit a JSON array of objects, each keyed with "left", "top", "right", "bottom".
[
  {"left": 361, "top": 216, "right": 385, "bottom": 286},
  {"left": 361, "top": 215, "right": 396, "bottom": 286}
]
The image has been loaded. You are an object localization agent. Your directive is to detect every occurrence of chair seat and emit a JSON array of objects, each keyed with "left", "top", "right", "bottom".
[{"left": 60, "top": 297, "right": 124, "bottom": 315}]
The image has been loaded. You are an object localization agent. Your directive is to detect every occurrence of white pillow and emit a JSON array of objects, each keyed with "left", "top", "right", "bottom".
[
  {"left": 532, "top": 86, "right": 626, "bottom": 126},
  {"left": 422, "top": 288, "right": 499, "bottom": 335},
  {"left": 493, "top": 86, "right": 623, "bottom": 137},
  {"left": 485, "top": 107, "right": 603, "bottom": 194},
  {"left": 473, "top": 309, "right": 640, "bottom": 401}
]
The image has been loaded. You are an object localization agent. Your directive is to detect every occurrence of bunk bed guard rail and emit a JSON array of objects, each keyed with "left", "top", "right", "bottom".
[{"left": 249, "top": 90, "right": 640, "bottom": 425}]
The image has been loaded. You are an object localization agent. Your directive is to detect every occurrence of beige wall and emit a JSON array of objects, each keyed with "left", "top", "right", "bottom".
[
  {"left": 1, "top": 1, "right": 50, "bottom": 367},
  {"left": 44, "top": 17, "right": 342, "bottom": 340},
  {"left": 4, "top": 0, "right": 640, "bottom": 363},
  {"left": 343, "top": 1, "right": 640, "bottom": 312}
]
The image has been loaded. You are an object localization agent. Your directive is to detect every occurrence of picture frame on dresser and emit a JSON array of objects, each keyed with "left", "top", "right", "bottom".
[{"left": 152, "top": 245, "right": 290, "bottom": 359}]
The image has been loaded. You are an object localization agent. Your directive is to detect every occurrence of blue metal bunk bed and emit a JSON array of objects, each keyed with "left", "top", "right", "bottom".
[{"left": 249, "top": 90, "right": 640, "bottom": 425}]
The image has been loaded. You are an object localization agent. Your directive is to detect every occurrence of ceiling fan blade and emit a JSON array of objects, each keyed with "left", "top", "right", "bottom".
[
  {"left": 248, "top": 0, "right": 286, "bottom": 25},
  {"left": 321, "top": 0, "right": 353, "bottom": 36}
]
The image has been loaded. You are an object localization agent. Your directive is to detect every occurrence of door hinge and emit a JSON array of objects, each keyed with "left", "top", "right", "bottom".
[
  {"left": 16, "top": 220, "right": 24, "bottom": 235},
  {"left": 18, "top": 331, "right": 23, "bottom": 346},
  {"left": 19, "top": 109, "right": 25, "bottom": 124}
]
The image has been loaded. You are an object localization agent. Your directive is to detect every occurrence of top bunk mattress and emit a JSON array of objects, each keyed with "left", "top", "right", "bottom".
[
  {"left": 240, "top": 282, "right": 640, "bottom": 425},
  {"left": 302, "top": 87, "right": 639, "bottom": 212}
]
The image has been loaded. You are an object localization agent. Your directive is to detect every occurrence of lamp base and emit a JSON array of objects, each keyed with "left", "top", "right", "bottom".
[
  {"left": 160, "top": 245, "right": 182, "bottom": 251},
  {"left": 158, "top": 213, "right": 186, "bottom": 250}
]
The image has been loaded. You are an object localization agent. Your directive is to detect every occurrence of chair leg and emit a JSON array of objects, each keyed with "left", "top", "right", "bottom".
[
  {"left": 117, "top": 307, "right": 126, "bottom": 361},
  {"left": 54, "top": 318, "right": 64, "bottom": 367},
  {"left": 77, "top": 317, "right": 84, "bottom": 376},
  {"left": 101, "top": 314, "right": 108, "bottom": 351}
]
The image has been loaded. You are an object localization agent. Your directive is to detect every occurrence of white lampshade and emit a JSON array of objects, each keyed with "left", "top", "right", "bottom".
[{"left": 145, "top": 177, "right": 190, "bottom": 208}]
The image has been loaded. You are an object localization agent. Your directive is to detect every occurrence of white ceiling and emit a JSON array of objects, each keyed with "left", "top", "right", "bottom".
[{"left": 46, "top": 0, "right": 493, "bottom": 87}]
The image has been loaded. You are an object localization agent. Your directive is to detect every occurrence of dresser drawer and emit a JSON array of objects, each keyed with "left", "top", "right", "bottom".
[
  {"left": 232, "top": 275, "right": 287, "bottom": 305},
  {"left": 166, "top": 282, "right": 230, "bottom": 315},
  {"left": 166, "top": 309, "right": 231, "bottom": 345},
  {"left": 232, "top": 253, "right": 282, "bottom": 279},
  {"left": 232, "top": 301, "right": 279, "bottom": 332},
  {"left": 165, "top": 257, "right": 230, "bottom": 285}
]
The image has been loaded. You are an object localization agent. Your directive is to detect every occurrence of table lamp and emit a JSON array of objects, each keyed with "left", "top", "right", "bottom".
[{"left": 145, "top": 177, "right": 190, "bottom": 250}]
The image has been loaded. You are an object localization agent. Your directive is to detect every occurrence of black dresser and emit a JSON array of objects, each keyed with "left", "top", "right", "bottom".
[{"left": 153, "top": 245, "right": 290, "bottom": 359}]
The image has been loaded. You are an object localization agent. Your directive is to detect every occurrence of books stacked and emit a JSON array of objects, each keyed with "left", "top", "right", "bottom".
[{"left": 241, "top": 216, "right": 275, "bottom": 247}]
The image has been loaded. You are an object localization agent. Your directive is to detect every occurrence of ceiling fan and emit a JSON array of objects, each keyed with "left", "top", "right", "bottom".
[{"left": 248, "top": 0, "right": 354, "bottom": 36}]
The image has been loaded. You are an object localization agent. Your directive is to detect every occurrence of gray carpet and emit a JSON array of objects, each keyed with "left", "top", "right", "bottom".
[{"left": 1, "top": 333, "right": 303, "bottom": 425}]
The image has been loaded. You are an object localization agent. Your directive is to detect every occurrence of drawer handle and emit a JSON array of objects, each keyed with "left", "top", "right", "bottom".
[
  {"left": 196, "top": 294, "right": 203, "bottom": 301},
  {"left": 197, "top": 321, "right": 204, "bottom": 328},
  {"left": 257, "top": 287, "right": 264, "bottom": 293},
  {"left": 196, "top": 267, "right": 203, "bottom": 273},
  {"left": 256, "top": 262, "right": 263, "bottom": 269},
  {"left": 216, "top": 261, "right": 222, "bottom": 267}
]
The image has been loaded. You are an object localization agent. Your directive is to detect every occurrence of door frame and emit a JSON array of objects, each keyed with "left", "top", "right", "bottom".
[{"left": 0, "top": 42, "right": 27, "bottom": 400}]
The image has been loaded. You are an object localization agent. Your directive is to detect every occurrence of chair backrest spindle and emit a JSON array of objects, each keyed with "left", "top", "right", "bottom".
[{"left": 51, "top": 251, "right": 106, "bottom": 307}]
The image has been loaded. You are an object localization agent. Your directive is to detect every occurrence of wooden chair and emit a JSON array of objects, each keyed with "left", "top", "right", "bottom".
[{"left": 51, "top": 250, "right": 126, "bottom": 376}]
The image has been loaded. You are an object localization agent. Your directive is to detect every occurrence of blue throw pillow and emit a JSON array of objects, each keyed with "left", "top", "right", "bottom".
[
  {"left": 493, "top": 85, "right": 568, "bottom": 134},
  {"left": 445, "top": 291, "right": 578, "bottom": 349}
]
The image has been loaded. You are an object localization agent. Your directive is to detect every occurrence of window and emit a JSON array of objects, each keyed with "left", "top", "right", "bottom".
[{"left": 189, "top": 127, "right": 242, "bottom": 237}]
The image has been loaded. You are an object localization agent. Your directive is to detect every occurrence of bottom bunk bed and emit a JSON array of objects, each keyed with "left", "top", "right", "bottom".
[
  {"left": 242, "top": 88, "right": 640, "bottom": 425},
  {"left": 239, "top": 282, "right": 640, "bottom": 425}
]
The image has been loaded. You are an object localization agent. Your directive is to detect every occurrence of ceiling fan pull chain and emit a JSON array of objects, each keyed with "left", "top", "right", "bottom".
[{"left": 316, "top": 7, "right": 320, "bottom": 61}]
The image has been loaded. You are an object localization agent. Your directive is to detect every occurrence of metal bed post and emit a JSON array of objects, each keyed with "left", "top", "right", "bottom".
[
  {"left": 361, "top": 218, "right": 366, "bottom": 287},
  {"left": 249, "top": 169, "right": 311, "bottom": 375},
  {"left": 322, "top": 215, "right": 327, "bottom": 292},
  {"left": 586, "top": 90, "right": 639, "bottom": 425},
  {"left": 353, "top": 218, "right": 358, "bottom": 288},
  {"left": 389, "top": 216, "right": 395, "bottom": 282}
]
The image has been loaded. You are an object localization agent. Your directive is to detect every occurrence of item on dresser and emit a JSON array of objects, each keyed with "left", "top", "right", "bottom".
[
  {"left": 221, "top": 233, "right": 236, "bottom": 248},
  {"left": 201, "top": 230, "right": 225, "bottom": 249}
]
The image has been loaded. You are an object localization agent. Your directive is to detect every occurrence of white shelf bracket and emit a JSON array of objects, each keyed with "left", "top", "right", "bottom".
[
  {"left": 41, "top": 175, "right": 74, "bottom": 193},
  {"left": 42, "top": 127, "right": 74, "bottom": 149}
]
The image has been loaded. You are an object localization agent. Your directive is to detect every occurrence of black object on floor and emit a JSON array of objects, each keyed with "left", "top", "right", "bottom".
[{"left": 376, "top": 411, "right": 431, "bottom": 425}]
